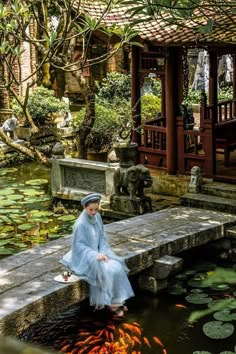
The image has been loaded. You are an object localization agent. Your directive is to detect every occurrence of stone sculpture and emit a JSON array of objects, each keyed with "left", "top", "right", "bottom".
[
  {"left": 188, "top": 166, "right": 202, "bottom": 193},
  {"left": 113, "top": 164, "right": 153, "bottom": 199},
  {"left": 111, "top": 164, "right": 153, "bottom": 215},
  {"left": 1, "top": 115, "right": 18, "bottom": 140}
]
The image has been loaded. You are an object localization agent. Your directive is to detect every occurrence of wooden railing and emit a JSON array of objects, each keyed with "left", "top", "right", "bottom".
[
  {"left": 204, "top": 99, "right": 234, "bottom": 123},
  {"left": 138, "top": 117, "right": 167, "bottom": 168}
]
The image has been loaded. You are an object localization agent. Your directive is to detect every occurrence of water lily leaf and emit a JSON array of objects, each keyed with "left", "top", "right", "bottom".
[
  {"left": 175, "top": 273, "right": 188, "bottom": 280},
  {"left": 210, "top": 284, "right": 230, "bottom": 291},
  {"left": 192, "top": 352, "right": 212, "bottom": 354},
  {"left": 185, "top": 293, "right": 212, "bottom": 304},
  {"left": 0, "top": 200, "right": 16, "bottom": 206},
  {"left": 0, "top": 225, "right": 14, "bottom": 232},
  {"left": 0, "top": 208, "right": 21, "bottom": 214},
  {"left": 18, "top": 223, "right": 37, "bottom": 231},
  {"left": 213, "top": 310, "right": 236, "bottom": 321},
  {"left": 48, "top": 234, "right": 60, "bottom": 239},
  {"left": 30, "top": 210, "right": 54, "bottom": 217},
  {"left": 21, "top": 189, "right": 44, "bottom": 196},
  {"left": 208, "top": 299, "right": 236, "bottom": 311},
  {"left": 57, "top": 215, "right": 76, "bottom": 221},
  {"left": 219, "top": 351, "right": 236, "bottom": 354},
  {"left": 0, "top": 168, "right": 17, "bottom": 176},
  {"left": 168, "top": 284, "right": 187, "bottom": 295},
  {"left": 25, "top": 179, "right": 48, "bottom": 185},
  {"left": 7, "top": 194, "right": 24, "bottom": 200},
  {"left": 0, "top": 240, "right": 11, "bottom": 246},
  {"left": 202, "top": 321, "right": 234, "bottom": 339},
  {"left": 191, "top": 289, "right": 203, "bottom": 293},
  {"left": 188, "top": 278, "right": 209, "bottom": 288},
  {"left": 0, "top": 189, "right": 15, "bottom": 195}
]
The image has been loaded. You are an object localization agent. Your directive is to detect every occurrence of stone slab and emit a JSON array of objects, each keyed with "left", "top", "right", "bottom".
[{"left": 0, "top": 206, "right": 236, "bottom": 335}]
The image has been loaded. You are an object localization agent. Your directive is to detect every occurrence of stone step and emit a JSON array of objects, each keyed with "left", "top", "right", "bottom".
[
  {"left": 225, "top": 225, "right": 236, "bottom": 238},
  {"left": 181, "top": 192, "right": 236, "bottom": 214},
  {"left": 202, "top": 182, "right": 236, "bottom": 200}
]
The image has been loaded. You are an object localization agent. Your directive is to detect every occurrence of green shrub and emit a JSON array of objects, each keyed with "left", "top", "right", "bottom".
[
  {"left": 184, "top": 86, "right": 233, "bottom": 106},
  {"left": 73, "top": 99, "right": 131, "bottom": 152},
  {"left": 12, "top": 86, "right": 67, "bottom": 125},
  {"left": 96, "top": 72, "right": 131, "bottom": 102},
  {"left": 141, "top": 94, "right": 161, "bottom": 121}
]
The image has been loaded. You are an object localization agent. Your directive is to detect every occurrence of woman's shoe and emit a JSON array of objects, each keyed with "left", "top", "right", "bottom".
[{"left": 107, "top": 305, "right": 124, "bottom": 317}]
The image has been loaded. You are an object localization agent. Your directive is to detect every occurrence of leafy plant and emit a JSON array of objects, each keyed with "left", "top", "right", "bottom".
[
  {"left": 12, "top": 87, "right": 67, "bottom": 125},
  {"left": 96, "top": 72, "right": 131, "bottom": 102},
  {"left": 141, "top": 94, "right": 161, "bottom": 121}
]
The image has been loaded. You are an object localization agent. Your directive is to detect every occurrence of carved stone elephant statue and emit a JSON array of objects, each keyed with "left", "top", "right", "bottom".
[{"left": 113, "top": 164, "right": 153, "bottom": 199}]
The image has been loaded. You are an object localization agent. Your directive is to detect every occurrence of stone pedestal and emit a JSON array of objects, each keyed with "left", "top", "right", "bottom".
[
  {"left": 138, "top": 275, "right": 167, "bottom": 294},
  {"left": 110, "top": 195, "right": 152, "bottom": 215}
]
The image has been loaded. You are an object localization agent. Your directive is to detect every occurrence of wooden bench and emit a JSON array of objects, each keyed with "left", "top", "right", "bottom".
[{"left": 215, "top": 119, "right": 236, "bottom": 166}]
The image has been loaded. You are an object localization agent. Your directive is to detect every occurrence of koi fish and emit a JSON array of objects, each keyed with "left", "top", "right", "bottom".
[
  {"left": 163, "top": 348, "right": 168, "bottom": 354},
  {"left": 107, "top": 324, "right": 115, "bottom": 330},
  {"left": 125, "top": 333, "right": 132, "bottom": 342},
  {"left": 61, "top": 344, "right": 71, "bottom": 351},
  {"left": 175, "top": 304, "right": 187, "bottom": 309},
  {"left": 88, "top": 338, "right": 102, "bottom": 345},
  {"left": 96, "top": 329, "right": 104, "bottom": 337},
  {"left": 83, "top": 335, "right": 96, "bottom": 344},
  {"left": 153, "top": 336, "right": 164, "bottom": 348},
  {"left": 133, "top": 336, "right": 141, "bottom": 345},
  {"left": 132, "top": 322, "right": 141, "bottom": 327},
  {"left": 133, "top": 326, "right": 142, "bottom": 336},
  {"left": 118, "top": 328, "right": 125, "bottom": 337},
  {"left": 87, "top": 345, "right": 101, "bottom": 353},
  {"left": 104, "top": 329, "right": 110, "bottom": 339},
  {"left": 143, "top": 336, "right": 151, "bottom": 348},
  {"left": 78, "top": 331, "right": 91, "bottom": 336},
  {"left": 123, "top": 323, "right": 135, "bottom": 331},
  {"left": 109, "top": 332, "right": 114, "bottom": 341},
  {"left": 119, "top": 337, "right": 126, "bottom": 346}
]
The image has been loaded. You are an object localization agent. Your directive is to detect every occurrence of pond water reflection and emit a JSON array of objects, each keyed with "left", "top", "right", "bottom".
[
  {"left": 19, "top": 258, "right": 236, "bottom": 354},
  {"left": 0, "top": 162, "right": 76, "bottom": 259}
]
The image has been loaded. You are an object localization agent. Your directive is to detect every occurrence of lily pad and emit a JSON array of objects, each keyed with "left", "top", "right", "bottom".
[
  {"left": 21, "top": 189, "right": 44, "bottom": 196},
  {"left": 210, "top": 284, "right": 230, "bottom": 291},
  {"left": 57, "top": 215, "right": 76, "bottom": 221},
  {"left": 188, "top": 277, "right": 209, "bottom": 288},
  {"left": 213, "top": 310, "right": 236, "bottom": 321},
  {"left": 17, "top": 223, "right": 37, "bottom": 231},
  {"left": 168, "top": 284, "right": 187, "bottom": 295},
  {"left": 193, "top": 352, "right": 212, "bottom": 354},
  {"left": 25, "top": 179, "right": 48, "bottom": 186},
  {"left": 185, "top": 293, "right": 212, "bottom": 304},
  {"left": 7, "top": 194, "right": 24, "bottom": 200},
  {"left": 0, "top": 189, "right": 16, "bottom": 195},
  {"left": 202, "top": 321, "right": 234, "bottom": 339},
  {"left": 30, "top": 210, "right": 54, "bottom": 217},
  {"left": 0, "top": 200, "right": 16, "bottom": 206},
  {"left": 219, "top": 352, "right": 236, "bottom": 354}
]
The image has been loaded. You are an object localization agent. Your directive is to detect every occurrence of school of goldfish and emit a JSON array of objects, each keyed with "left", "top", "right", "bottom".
[{"left": 58, "top": 318, "right": 167, "bottom": 354}]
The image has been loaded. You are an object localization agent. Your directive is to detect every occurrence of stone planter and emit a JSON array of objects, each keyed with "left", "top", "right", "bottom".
[
  {"left": 114, "top": 143, "right": 138, "bottom": 168},
  {"left": 87, "top": 150, "right": 108, "bottom": 162}
]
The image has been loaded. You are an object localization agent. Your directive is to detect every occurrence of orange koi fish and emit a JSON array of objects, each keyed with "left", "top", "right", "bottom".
[
  {"left": 133, "top": 326, "right": 142, "bottom": 336},
  {"left": 109, "top": 332, "right": 114, "bottom": 341},
  {"left": 163, "top": 348, "right": 168, "bottom": 354},
  {"left": 175, "top": 304, "right": 187, "bottom": 309},
  {"left": 88, "top": 338, "right": 102, "bottom": 345},
  {"left": 133, "top": 336, "right": 141, "bottom": 345},
  {"left": 123, "top": 323, "right": 135, "bottom": 331},
  {"left": 87, "top": 345, "right": 100, "bottom": 353},
  {"left": 119, "top": 328, "right": 125, "bottom": 337},
  {"left": 143, "top": 336, "right": 151, "bottom": 348},
  {"left": 104, "top": 330, "right": 110, "bottom": 340},
  {"left": 79, "top": 331, "right": 91, "bottom": 336},
  {"left": 97, "top": 329, "right": 104, "bottom": 337},
  {"left": 131, "top": 351, "right": 137, "bottom": 354},
  {"left": 153, "top": 336, "right": 164, "bottom": 348},
  {"left": 119, "top": 337, "right": 126, "bottom": 346},
  {"left": 83, "top": 335, "right": 95, "bottom": 344},
  {"left": 125, "top": 332, "right": 132, "bottom": 342},
  {"left": 107, "top": 324, "right": 115, "bottom": 330},
  {"left": 132, "top": 322, "right": 141, "bottom": 327},
  {"left": 61, "top": 344, "right": 71, "bottom": 351},
  {"left": 77, "top": 347, "right": 89, "bottom": 354}
]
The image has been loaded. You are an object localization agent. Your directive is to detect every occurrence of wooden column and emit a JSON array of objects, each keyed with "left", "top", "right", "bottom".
[
  {"left": 208, "top": 50, "right": 218, "bottom": 175},
  {"left": 208, "top": 51, "right": 218, "bottom": 122},
  {"left": 165, "top": 47, "right": 180, "bottom": 175},
  {"left": 233, "top": 55, "right": 236, "bottom": 117},
  {"left": 160, "top": 76, "right": 166, "bottom": 116},
  {"left": 131, "top": 46, "right": 141, "bottom": 145}
]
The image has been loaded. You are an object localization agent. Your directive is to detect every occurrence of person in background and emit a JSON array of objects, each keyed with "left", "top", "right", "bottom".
[
  {"left": 1, "top": 115, "right": 18, "bottom": 140},
  {"left": 60, "top": 193, "right": 134, "bottom": 316}
]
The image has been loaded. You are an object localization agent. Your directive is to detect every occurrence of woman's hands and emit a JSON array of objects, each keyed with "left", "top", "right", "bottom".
[{"left": 96, "top": 253, "right": 108, "bottom": 262}]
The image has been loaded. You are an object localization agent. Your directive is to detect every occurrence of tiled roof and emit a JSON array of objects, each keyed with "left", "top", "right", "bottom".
[{"left": 75, "top": 1, "right": 236, "bottom": 46}]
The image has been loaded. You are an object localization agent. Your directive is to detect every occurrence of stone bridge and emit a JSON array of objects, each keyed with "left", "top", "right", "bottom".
[{"left": 1, "top": 206, "right": 236, "bottom": 336}]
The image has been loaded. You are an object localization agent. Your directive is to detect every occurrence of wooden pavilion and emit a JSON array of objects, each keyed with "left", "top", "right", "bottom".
[{"left": 81, "top": 2, "right": 236, "bottom": 183}]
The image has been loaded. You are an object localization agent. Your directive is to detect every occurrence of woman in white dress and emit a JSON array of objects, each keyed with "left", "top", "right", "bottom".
[{"left": 60, "top": 193, "right": 134, "bottom": 316}]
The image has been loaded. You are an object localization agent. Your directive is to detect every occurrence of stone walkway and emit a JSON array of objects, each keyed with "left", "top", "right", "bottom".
[{"left": 0, "top": 206, "right": 236, "bottom": 336}]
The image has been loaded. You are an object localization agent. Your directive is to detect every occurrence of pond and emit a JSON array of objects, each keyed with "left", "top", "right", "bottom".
[
  {"left": 0, "top": 162, "right": 77, "bottom": 259},
  {"left": 19, "top": 253, "right": 236, "bottom": 354}
]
